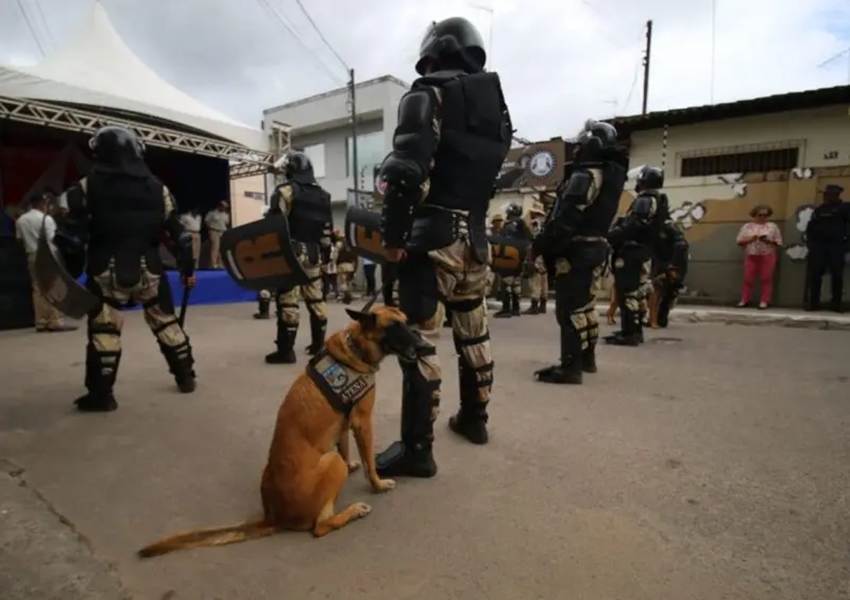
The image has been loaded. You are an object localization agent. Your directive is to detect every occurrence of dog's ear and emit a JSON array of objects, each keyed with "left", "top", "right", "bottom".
[{"left": 345, "top": 308, "right": 378, "bottom": 330}]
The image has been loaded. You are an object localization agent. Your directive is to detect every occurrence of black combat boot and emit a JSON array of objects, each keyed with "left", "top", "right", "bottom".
[
  {"left": 538, "top": 298, "right": 548, "bottom": 314},
  {"left": 523, "top": 299, "right": 539, "bottom": 315},
  {"left": 657, "top": 296, "right": 671, "bottom": 328},
  {"left": 534, "top": 327, "right": 583, "bottom": 384},
  {"left": 253, "top": 296, "right": 270, "bottom": 320},
  {"left": 266, "top": 324, "right": 297, "bottom": 364},
  {"left": 160, "top": 341, "right": 197, "bottom": 393},
  {"left": 493, "top": 290, "right": 512, "bottom": 318},
  {"left": 606, "top": 304, "right": 642, "bottom": 346},
  {"left": 375, "top": 360, "right": 437, "bottom": 479},
  {"left": 581, "top": 344, "right": 598, "bottom": 373},
  {"left": 342, "top": 291, "right": 353, "bottom": 304},
  {"left": 74, "top": 346, "right": 120, "bottom": 412},
  {"left": 510, "top": 293, "right": 522, "bottom": 316},
  {"left": 305, "top": 316, "right": 327, "bottom": 355},
  {"left": 448, "top": 358, "right": 489, "bottom": 445}
]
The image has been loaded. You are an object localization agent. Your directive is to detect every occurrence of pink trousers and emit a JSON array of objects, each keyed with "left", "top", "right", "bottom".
[{"left": 741, "top": 253, "right": 777, "bottom": 304}]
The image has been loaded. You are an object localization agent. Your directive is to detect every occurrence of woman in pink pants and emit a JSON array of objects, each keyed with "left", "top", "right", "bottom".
[{"left": 736, "top": 205, "right": 783, "bottom": 309}]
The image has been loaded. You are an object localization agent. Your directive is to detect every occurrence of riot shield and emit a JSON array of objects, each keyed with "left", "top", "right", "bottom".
[
  {"left": 219, "top": 215, "right": 309, "bottom": 291},
  {"left": 344, "top": 207, "right": 388, "bottom": 264},
  {"left": 33, "top": 217, "right": 101, "bottom": 319},
  {"left": 488, "top": 234, "right": 529, "bottom": 276}
]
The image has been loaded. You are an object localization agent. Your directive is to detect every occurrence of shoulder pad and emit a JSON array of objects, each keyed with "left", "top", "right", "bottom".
[
  {"left": 397, "top": 88, "right": 437, "bottom": 125},
  {"left": 563, "top": 170, "right": 593, "bottom": 197},
  {"left": 632, "top": 193, "right": 656, "bottom": 217}
]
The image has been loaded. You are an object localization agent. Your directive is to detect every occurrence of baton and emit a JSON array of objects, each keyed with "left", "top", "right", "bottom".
[{"left": 178, "top": 283, "right": 191, "bottom": 328}]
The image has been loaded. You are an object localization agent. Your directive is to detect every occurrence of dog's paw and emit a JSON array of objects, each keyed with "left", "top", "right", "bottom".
[
  {"left": 352, "top": 502, "right": 372, "bottom": 518},
  {"left": 372, "top": 478, "right": 396, "bottom": 493},
  {"left": 347, "top": 460, "right": 361, "bottom": 473}
]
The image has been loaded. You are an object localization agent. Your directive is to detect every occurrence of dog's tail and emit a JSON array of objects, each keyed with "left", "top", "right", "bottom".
[{"left": 137, "top": 518, "right": 278, "bottom": 558}]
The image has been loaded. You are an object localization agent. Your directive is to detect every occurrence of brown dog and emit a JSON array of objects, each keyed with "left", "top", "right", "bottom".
[
  {"left": 137, "top": 304, "right": 424, "bottom": 557},
  {"left": 606, "top": 280, "right": 662, "bottom": 329}
]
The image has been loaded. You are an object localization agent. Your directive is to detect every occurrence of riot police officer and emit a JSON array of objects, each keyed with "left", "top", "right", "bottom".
[
  {"left": 605, "top": 165, "right": 667, "bottom": 346},
  {"left": 653, "top": 220, "right": 689, "bottom": 328},
  {"left": 58, "top": 126, "right": 197, "bottom": 412},
  {"left": 265, "top": 151, "right": 333, "bottom": 364},
  {"left": 375, "top": 16, "right": 512, "bottom": 478},
  {"left": 532, "top": 120, "right": 628, "bottom": 384},
  {"left": 805, "top": 184, "right": 848, "bottom": 312},
  {"left": 494, "top": 202, "right": 531, "bottom": 318}
]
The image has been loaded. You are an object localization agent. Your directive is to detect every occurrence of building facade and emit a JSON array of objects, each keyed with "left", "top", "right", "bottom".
[
  {"left": 609, "top": 85, "right": 850, "bottom": 308},
  {"left": 260, "top": 75, "right": 408, "bottom": 230}
]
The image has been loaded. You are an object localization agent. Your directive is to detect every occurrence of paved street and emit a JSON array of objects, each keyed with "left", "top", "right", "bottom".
[{"left": 1, "top": 302, "right": 848, "bottom": 600}]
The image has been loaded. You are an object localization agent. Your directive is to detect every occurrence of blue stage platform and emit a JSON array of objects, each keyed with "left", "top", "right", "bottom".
[{"left": 75, "top": 269, "right": 254, "bottom": 309}]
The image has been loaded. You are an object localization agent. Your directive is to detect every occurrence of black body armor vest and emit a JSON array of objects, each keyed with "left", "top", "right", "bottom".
[
  {"left": 286, "top": 182, "right": 332, "bottom": 245},
  {"left": 85, "top": 168, "right": 165, "bottom": 286},
  {"left": 415, "top": 70, "right": 511, "bottom": 222}
]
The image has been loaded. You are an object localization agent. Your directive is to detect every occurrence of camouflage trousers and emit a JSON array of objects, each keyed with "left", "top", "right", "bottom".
[
  {"left": 274, "top": 253, "right": 326, "bottom": 328},
  {"left": 501, "top": 275, "right": 522, "bottom": 296},
  {"left": 86, "top": 266, "right": 193, "bottom": 393},
  {"left": 613, "top": 245, "right": 652, "bottom": 333},
  {"left": 528, "top": 256, "right": 549, "bottom": 299},
  {"left": 337, "top": 262, "right": 355, "bottom": 294},
  {"left": 398, "top": 239, "right": 493, "bottom": 434},
  {"left": 553, "top": 242, "right": 608, "bottom": 355}
]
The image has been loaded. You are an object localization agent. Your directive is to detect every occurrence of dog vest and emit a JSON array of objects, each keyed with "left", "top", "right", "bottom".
[{"left": 306, "top": 349, "right": 376, "bottom": 415}]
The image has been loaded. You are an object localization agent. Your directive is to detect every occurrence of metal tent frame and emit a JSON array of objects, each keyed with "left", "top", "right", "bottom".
[{"left": 0, "top": 94, "right": 290, "bottom": 179}]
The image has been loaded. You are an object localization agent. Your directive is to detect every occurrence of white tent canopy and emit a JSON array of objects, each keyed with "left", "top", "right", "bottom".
[{"left": 0, "top": 1, "right": 265, "bottom": 150}]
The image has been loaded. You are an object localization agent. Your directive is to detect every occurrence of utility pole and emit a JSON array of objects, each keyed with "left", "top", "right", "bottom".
[
  {"left": 641, "top": 19, "right": 653, "bottom": 115},
  {"left": 348, "top": 68, "right": 359, "bottom": 207}
]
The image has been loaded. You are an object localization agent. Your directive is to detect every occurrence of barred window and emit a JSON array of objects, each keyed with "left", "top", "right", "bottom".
[{"left": 680, "top": 147, "right": 799, "bottom": 177}]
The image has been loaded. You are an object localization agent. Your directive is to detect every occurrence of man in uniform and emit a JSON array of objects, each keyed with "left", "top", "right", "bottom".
[
  {"left": 487, "top": 213, "right": 504, "bottom": 301},
  {"left": 204, "top": 200, "right": 230, "bottom": 269},
  {"left": 374, "top": 16, "right": 512, "bottom": 478},
  {"left": 494, "top": 202, "right": 531, "bottom": 318},
  {"left": 532, "top": 120, "right": 628, "bottom": 384},
  {"left": 653, "top": 220, "right": 689, "bottom": 328},
  {"left": 178, "top": 208, "right": 202, "bottom": 269},
  {"left": 605, "top": 165, "right": 667, "bottom": 346},
  {"left": 58, "top": 126, "right": 197, "bottom": 412},
  {"left": 523, "top": 202, "right": 549, "bottom": 315},
  {"left": 336, "top": 240, "right": 359, "bottom": 304},
  {"left": 265, "top": 151, "right": 333, "bottom": 364},
  {"left": 805, "top": 184, "right": 848, "bottom": 312}
]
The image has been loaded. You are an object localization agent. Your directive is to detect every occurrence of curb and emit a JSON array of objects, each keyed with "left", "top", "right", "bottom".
[{"left": 485, "top": 300, "right": 850, "bottom": 331}]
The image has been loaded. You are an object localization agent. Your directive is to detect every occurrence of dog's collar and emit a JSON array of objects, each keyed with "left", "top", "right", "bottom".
[{"left": 342, "top": 332, "right": 379, "bottom": 373}]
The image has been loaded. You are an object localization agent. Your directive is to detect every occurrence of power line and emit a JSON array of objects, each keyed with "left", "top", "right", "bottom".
[
  {"left": 31, "top": 0, "right": 55, "bottom": 50},
  {"left": 620, "top": 53, "right": 642, "bottom": 115},
  {"left": 15, "top": 0, "right": 45, "bottom": 56},
  {"left": 254, "top": 0, "right": 345, "bottom": 85},
  {"left": 293, "top": 0, "right": 348, "bottom": 70}
]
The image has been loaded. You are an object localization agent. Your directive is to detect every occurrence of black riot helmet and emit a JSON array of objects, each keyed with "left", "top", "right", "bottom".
[
  {"left": 635, "top": 165, "right": 664, "bottom": 193},
  {"left": 273, "top": 150, "right": 316, "bottom": 185},
  {"left": 505, "top": 202, "right": 523, "bottom": 219},
  {"left": 572, "top": 119, "right": 619, "bottom": 162},
  {"left": 88, "top": 125, "right": 145, "bottom": 164},
  {"left": 415, "top": 17, "right": 487, "bottom": 75}
]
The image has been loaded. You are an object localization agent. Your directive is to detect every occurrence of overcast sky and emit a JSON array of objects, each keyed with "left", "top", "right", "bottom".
[{"left": 1, "top": 0, "right": 849, "bottom": 142}]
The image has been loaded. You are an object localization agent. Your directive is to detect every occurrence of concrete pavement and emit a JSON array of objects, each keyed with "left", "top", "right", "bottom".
[{"left": 1, "top": 302, "right": 848, "bottom": 600}]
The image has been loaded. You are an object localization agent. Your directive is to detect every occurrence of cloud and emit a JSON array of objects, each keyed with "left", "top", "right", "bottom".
[{"left": 1, "top": 0, "right": 849, "bottom": 141}]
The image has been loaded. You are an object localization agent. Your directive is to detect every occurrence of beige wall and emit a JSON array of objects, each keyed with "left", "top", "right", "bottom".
[
  {"left": 230, "top": 175, "right": 266, "bottom": 226},
  {"left": 623, "top": 105, "right": 850, "bottom": 308}
]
